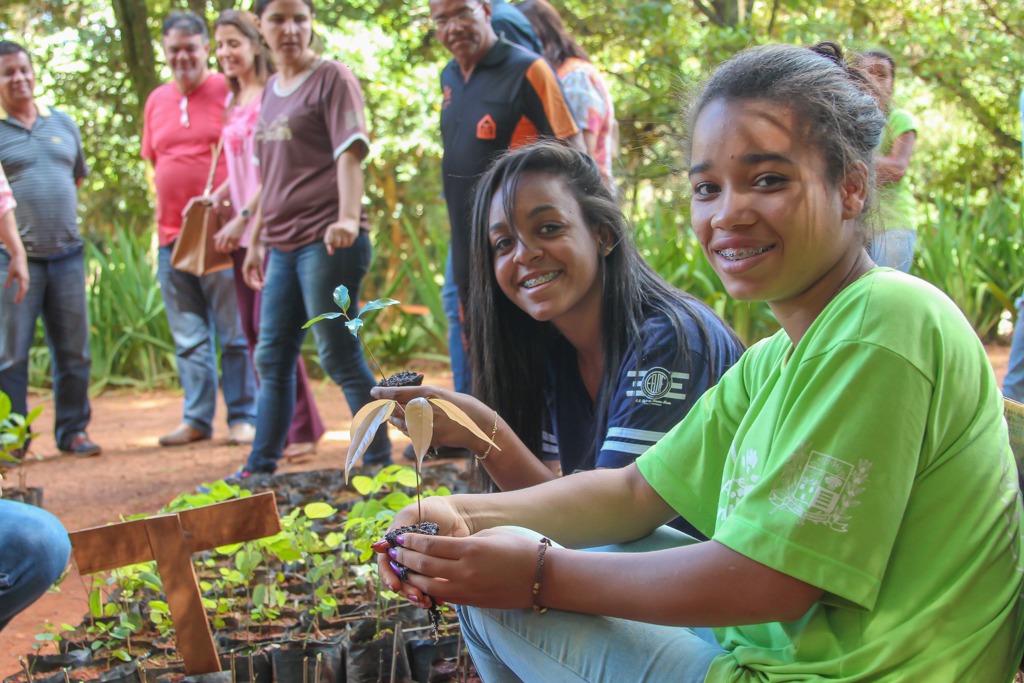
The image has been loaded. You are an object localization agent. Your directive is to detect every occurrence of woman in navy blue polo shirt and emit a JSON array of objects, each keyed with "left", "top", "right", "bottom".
[{"left": 374, "top": 142, "right": 741, "bottom": 508}]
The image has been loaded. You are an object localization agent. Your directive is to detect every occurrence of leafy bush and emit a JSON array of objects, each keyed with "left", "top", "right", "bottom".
[{"left": 914, "top": 188, "right": 1024, "bottom": 340}]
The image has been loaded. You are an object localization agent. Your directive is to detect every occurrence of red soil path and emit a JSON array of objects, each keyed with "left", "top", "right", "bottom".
[{"left": 0, "top": 348, "right": 1012, "bottom": 674}]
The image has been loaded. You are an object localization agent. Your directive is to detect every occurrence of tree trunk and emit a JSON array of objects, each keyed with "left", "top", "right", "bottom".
[{"left": 111, "top": 0, "right": 161, "bottom": 133}]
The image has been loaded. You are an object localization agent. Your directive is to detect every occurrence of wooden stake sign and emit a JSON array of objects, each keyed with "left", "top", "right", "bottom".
[{"left": 69, "top": 492, "right": 281, "bottom": 675}]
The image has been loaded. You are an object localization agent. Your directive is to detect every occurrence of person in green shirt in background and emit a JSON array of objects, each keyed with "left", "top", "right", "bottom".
[{"left": 856, "top": 48, "right": 919, "bottom": 273}]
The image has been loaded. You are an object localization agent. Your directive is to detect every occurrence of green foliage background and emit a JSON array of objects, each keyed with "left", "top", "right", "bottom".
[{"left": 1, "top": 0, "right": 1022, "bottom": 388}]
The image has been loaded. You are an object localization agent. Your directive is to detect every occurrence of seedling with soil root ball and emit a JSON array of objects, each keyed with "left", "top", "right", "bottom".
[{"left": 306, "top": 285, "right": 500, "bottom": 637}]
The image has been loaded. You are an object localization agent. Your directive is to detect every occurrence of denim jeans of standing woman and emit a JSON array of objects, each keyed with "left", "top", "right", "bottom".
[{"left": 245, "top": 233, "right": 390, "bottom": 473}]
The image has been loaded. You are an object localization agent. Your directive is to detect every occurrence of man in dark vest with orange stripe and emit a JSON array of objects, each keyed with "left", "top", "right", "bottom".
[{"left": 431, "top": 0, "right": 581, "bottom": 395}]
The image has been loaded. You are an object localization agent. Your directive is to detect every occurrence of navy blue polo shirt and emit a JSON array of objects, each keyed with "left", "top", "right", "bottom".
[
  {"left": 0, "top": 104, "right": 87, "bottom": 259},
  {"left": 542, "top": 303, "right": 744, "bottom": 535},
  {"left": 439, "top": 38, "right": 577, "bottom": 291}
]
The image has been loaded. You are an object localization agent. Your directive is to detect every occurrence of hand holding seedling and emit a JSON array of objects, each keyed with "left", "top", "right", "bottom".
[
  {"left": 372, "top": 384, "right": 499, "bottom": 453},
  {"left": 372, "top": 495, "right": 472, "bottom": 596},
  {"left": 375, "top": 522, "right": 540, "bottom": 610}
]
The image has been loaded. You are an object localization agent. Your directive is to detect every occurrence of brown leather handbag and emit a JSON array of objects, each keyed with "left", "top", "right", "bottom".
[{"left": 170, "top": 139, "right": 232, "bottom": 277}]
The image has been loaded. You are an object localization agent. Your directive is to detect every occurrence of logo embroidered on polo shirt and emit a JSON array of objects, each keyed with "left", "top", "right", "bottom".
[
  {"left": 626, "top": 367, "right": 687, "bottom": 406},
  {"left": 476, "top": 114, "right": 496, "bottom": 140},
  {"left": 442, "top": 86, "right": 452, "bottom": 110},
  {"left": 51, "top": 136, "right": 63, "bottom": 144}
]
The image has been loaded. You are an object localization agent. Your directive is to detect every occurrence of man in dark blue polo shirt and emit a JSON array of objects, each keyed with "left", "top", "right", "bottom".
[
  {"left": 0, "top": 41, "right": 100, "bottom": 458},
  {"left": 430, "top": 0, "right": 580, "bottom": 395}
]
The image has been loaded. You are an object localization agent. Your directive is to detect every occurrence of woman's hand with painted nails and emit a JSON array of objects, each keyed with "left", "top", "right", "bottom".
[
  {"left": 373, "top": 494, "right": 473, "bottom": 603},
  {"left": 381, "top": 528, "right": 540, "bottom": 610}
]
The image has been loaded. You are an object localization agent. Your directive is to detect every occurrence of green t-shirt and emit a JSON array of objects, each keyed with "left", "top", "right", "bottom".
[
  {"left": 638, "top": 269, "right": 1024, "bottom": 682},
  {"left": 877, "top": 107, "right": 917, "bottom": 232}
]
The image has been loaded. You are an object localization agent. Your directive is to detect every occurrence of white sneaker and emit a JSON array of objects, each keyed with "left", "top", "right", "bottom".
[{"left": 227, "top": 422, "right": 256, "bottom": 445}]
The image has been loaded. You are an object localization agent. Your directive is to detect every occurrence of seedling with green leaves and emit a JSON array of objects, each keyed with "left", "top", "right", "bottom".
[
  {"left": 307, "top": 285, "right": 498, "bottom": 640},
  {"left": 303, "top": 284, "right": 399, "bottom": 383},
  {"left": 305, "top": 284, "right": 500, "bottom": 511},
  {"left": 0, "top": 389, "right": 41, "bottom": 465}
]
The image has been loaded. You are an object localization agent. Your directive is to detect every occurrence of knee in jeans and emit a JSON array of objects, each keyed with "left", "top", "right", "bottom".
[{"left": 4, "top": 526, "right": 70, "bottom": 590}]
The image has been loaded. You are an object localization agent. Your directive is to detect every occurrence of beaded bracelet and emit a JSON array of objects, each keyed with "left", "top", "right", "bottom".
[
  {"left": 532, "top": 537, "right": 552, "bottom": 613},
  {"left": 476, "top": 410, "right": 499, "bottom": 461}
]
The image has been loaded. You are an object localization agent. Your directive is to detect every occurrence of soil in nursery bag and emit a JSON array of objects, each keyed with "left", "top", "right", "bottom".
[
  {"left": 179, "top": 672, "right": 232, "bottom": 683},
  {"left": 429, "top": 657, "right": 482, "bottom": 683},
  {"left": 215, "top": 623, "right": 294, "bottom": 651},
  {"left": 271, "top": 638, "right": 343, "bottom": 683},
  {"left": 344, "top": 619, "right": 412, "bottom": 683},
  {"left": 2, "top": 486, "right": 43, "bottom": 507},
  {"left": 219, "top": 651, "right": 272, "bottom": 683},
  {"left": 3, "top": 650, "right": 93, "bottom": 683},
  {"left": 406, "top": 634, "right": 459, "bottom": 683}
]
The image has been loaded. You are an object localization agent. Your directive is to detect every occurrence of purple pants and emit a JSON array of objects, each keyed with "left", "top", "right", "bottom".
[{"left": 232, "top": 249, "right": 324, "bottom": 446}]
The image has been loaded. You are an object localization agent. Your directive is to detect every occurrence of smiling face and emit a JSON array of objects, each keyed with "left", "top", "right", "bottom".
[
  {"left": 429, "top": 0, "right": 497, "bottom": 75},
  {"left": 258, "top": 0, "right": 313, "bottom": 69},
  {"left": 689, "top": 98, "right": 868, "bottom": 331},
  {"left": 162, "top": 29, "right": 210, "bottom": 93},
  {"left": 488, "top": 172, "right": 606, "bottom": 333},
  {"left": 214, "top": 24, "right": 257, "bottom": 80},
  {"left": 0, "top": 50, "right": 34, "bottom": 111}
]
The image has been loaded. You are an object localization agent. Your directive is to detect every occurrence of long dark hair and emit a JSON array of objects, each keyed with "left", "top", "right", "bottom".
[
  {"left": 214, "top": 10, "right": 274, "bottom": 102},
  {"left": 467, "top": 140, "right": 738, "bottom": 456},
  {"left": 516, "top": 0, "right": 589, "bottom": 69}
]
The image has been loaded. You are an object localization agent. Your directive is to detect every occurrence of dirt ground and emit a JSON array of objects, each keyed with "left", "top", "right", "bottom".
[{"left": 0, "top": 347, "right": 1013, "bottom": 674}]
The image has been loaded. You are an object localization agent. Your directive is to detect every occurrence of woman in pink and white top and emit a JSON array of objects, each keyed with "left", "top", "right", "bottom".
[
  {"left": 206, "top": 9, "right": 324, "bottom": 458},
  {"left": 517, "top": 0, "right": 618, "bottom": 188},
  {"left": 0, "top": 161, "right": 28, "bottom": 304}
]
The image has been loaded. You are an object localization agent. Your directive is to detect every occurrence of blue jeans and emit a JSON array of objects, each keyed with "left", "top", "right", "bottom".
[
  {"left": 867, "top": 229, "right": 916, "bottom": 273},
  {"left": 457, "top": 527, "right": 725, "bottom": 682},
  {"left": 442, "top": 252, "right": 471, "bottom": 394},
  {"left": 245, "top": 235, "right": 390, "bottom": 472},
  {"left": 1005, "top": 296, "right": 1024, "bottom": 402},
  {"left": 0, "top": 249, "right": 92, "bottom": 448},
  {"left": 157, "top": 246, "right": 256, "bottom": 436},
  {"left": 0, "top": 499, "right": 70, "bottom": 631}
]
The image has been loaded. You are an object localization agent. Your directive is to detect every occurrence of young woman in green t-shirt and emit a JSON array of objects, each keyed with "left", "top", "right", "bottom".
[{"left": 371, "top": 42, "right": 1023, "bottom": 682}]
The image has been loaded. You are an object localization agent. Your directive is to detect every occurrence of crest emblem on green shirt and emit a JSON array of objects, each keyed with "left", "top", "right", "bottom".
[{"left": 770, "top": 449, "right": 871, "bottom": 532}]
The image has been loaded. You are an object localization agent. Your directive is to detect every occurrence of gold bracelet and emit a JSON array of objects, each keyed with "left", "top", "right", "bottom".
[
  {"left": 476, "top": 410, "right": 499, "bottom": 461},
  {"left": 532, "top": 537, "right": 552, "bottom": 613}
]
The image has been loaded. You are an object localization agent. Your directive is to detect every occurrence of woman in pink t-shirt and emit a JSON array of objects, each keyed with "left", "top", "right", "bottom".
[{"left": 201, "top": 9, "right": 324, "bottom": 459}]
